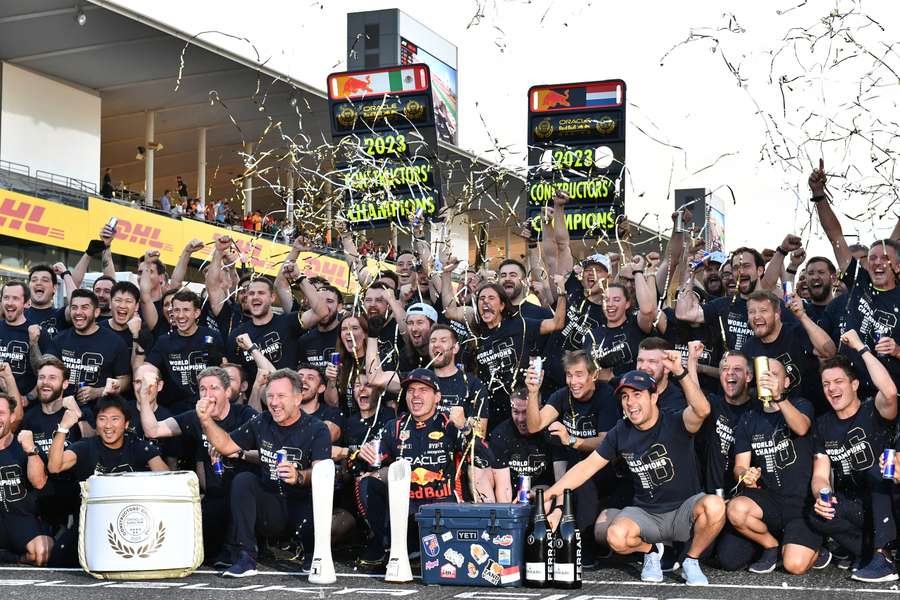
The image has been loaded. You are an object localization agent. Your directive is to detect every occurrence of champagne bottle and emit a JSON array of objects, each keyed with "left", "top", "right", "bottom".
[
  {"left": 553, "top": 489, "right": 581, "bottom": 589},
  {"left": 524, "top": 489, "right": 553, "bottom": 587}
]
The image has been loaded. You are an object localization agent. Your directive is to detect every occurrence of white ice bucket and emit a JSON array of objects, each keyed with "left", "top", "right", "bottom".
[{"left": 78, "top": 471, "right": 203, "bottom": 579}]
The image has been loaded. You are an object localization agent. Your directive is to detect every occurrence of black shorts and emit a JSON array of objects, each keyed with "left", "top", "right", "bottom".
[
  {"left": 741, "top": 488, "right": 820, "bottom": 550},
  {"left": 0, "top": 513, "right": 49, "bottom": 555}
]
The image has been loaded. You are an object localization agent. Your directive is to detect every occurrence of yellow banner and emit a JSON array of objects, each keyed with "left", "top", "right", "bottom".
[{"left": 0, "top": 188, "right": 90, "bottom": 252}]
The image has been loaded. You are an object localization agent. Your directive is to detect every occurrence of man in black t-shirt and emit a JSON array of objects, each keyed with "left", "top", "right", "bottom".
[
  {"left": 490, "top": 388, "right": 554, "bottom": 489},
  {"left": 297, "top": 364, "right": 343, "bottom": 442},
  {"left": 635, "top": 338, "right": 687, "bottom": 414},
  {"left": 717, "top": 359, "right": 824, "bottom": 576},
  {"left": 145, "top": 290, "right": 224, "bottom": 412},
  {"left": 101, "top": 281, "right": 147, "bottom": 365},
  {"left": 20, "top": 356, "right": 94, "bottom": 528},
  {"left": 136, "top": 365, "right": 257, "bottom": 561},
  {"left": 584, "top": 283, "right": 647, "bottom": 378},
  {"left": 810, "top": 335, "right": 898, "bottom": 582},
  {"left": 197, "top": 368, "right": 331, "bottom": 578},
  {"left": 45, "top": 289, "right": 130, "bottom": 403},
  {"left": 0, "top": 393, "right": 55, "bottom": 566},
  {"left": 225, "top": 277, "right": 328, "bottom": 384},
  {"left": 1, "top": 280, "right": 51, "bottom": 396},
  {"left": 25, "top": 264, "right": 71, "bottom": 337},
  {"left": 742, "top": 290, "right": 835, "bottom": 415},
  {"left": 48, "top": 395, "right": 167, "bottom": 481},
  {"left": 542, "top": 347, "right": 723, "bottom": 587},
  {"left": 297, "top": 285, "right": 342, "bottom": 371},
  {"left": 696, "top": 351, "right": 756, "bottom": 494}
]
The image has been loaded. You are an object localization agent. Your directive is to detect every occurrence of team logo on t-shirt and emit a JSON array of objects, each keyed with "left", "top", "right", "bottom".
[
  {"left": 0, "top": 464, "right": 27, "bottom": 502},
  {"left": 0, "top": 340, "right": 28, "bottom": 374},
  {"left": 623, "top": 443, "right": 675, "bottom": 492}
]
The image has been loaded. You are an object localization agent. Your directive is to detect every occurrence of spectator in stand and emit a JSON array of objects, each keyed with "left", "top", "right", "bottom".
[
  {"left": 252, "top": 210, "right": 263, "bottom": 233},
  {"left": 215, "top": 200, "right": 227, "bottom": 224},
  {"left": 176, "top": 176, "right": 188, "bottom": 200},
  {"left": 101, "top": 169, "right": 113, "bottom": 199},
  {"left": 242, "top": 213, "right": 253, "bottom": 232},
  {"left": 171, "top": 199, "right": 184, "bottom": 219},
  {"left": 160, "top": 190, "right": 172, "bottom": 215}
]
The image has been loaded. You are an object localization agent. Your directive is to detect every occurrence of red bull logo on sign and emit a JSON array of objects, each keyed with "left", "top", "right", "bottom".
[
  {"left": 342, "top": 75, "right": 372, "bottom": 96},
  {"left": 539, "top": 89, "right": 570, "bottom": 110}
]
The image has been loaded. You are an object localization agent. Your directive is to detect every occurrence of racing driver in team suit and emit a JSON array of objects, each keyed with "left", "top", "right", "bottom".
[{"left": 356, "top": 368, "right": 478, "bottom": 567}]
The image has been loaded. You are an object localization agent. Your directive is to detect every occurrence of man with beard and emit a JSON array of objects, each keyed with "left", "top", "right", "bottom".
[
  {"left": 696, "top": 351, "right": 757, "bottom": 494},
  {"left": 398, "top": 303, "right": 436, "bottom": 370},
  {"left": 632, "top": 338, "right": 688, "bottom": 414},
  {"left": 498, "top": 259, "right": 552, "bottom": 320},
  {"left": 0, "top": 393, "right": 56, "bottom": 566},
  {"left": 0, "top": 281, "right": 50, "bottom": 396},
  {"left": 25, "top": 264, "right": 72, "bottom": 337},
  {"left": 197, "top": 369, "right": 331, "bottom": 577},
  {"left": 136, "top": 365, "right": 257, "bottom": 561},
  {"left": 223, "top": 362, "right": 249, "bottom": 404},
  {"left": 48, "top": 395, "right": 168, "bottom": 479},
  {"left": 297, "top": 364, "right": 343, "bottom": 442},
  {"left": 798, "top": 257, "right": 836, "bottom": 327},
  {"left": 362, "top": 283, "right": 406, "bottom": 372},
  {"left": 19, "top": 356, "right": 94, "bottom": 528},
  {"left": 676, "top": 243, "right": 799, "bottom": 352},
  {"left": 525, "top": 350, "right": 622, "bottom": 565},
  {"left": 720, "top": 261, "right": 737, "bottom": 297},
  {"left": 543, "top": 352, "right": 722, "bottom": 586},
  {"left": 742, "top": 290, "right": 835, "bottom": 415},
  {"left": 297, "top": 285, "right": 343, "bottom": 371},
  {"left": 716, "top": 359, "right": 825, "bottom": 575},
  {"left": 810, "top": 333, "right": 897, "bottom": 581},
  {"left": 582, "top": 283, "right": 647, "bottom": 379},
  {"left": 142, "top": 290, "right": 224, "bottom": 413},
  {"left": 700, "top": 253, "right": 727, "bottom": 298},
  {"left": 441, "top": 272, "right": 566, "bottom": 429},
  {"left": 46, "top": 290, "right": 130, "bottom": 403},
  {"left": 225, "top": 277, "right": 328, "bottom": 384},
  {"left": 811, "top": 161, "right": 900, "bottom": 386},
  {"left": 205, "top": 236, "right": 252, "bottom": 339},
  {"left": 91, "top": 276, "right": 116, "bottom": 322}
]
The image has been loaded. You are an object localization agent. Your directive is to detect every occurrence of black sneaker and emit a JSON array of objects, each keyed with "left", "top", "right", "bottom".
[
  {"left": 813, "top": 549, "right": 832, "bottom": 570},
  {"left": 210, "top": 549, "right": 233, "bottom": 568},
  {"left": 749, "top": 547, "right": 779, "bottom": 574},
  {"left": 851, "top": 552, "right": 899, "bottom": 582},
  {"left": 222, "top": 550, "right": 258, "bottom": 578}
]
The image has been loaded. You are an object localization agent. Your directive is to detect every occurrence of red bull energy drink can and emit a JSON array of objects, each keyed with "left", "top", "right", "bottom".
[
  {"left": 883, "top": 449, "right": 896, "bottom": 480},
  {"left": 370, "top": 438, "right": 382, "bottom": 468},
  {"left": 516, "top": 475, "right": 531, "bottom": 504},
  {"left": 212, "top": 456, "right": 224, "bottom": 476},
  {"left": 330, "top": 352, "right": 341, "bottom": 366},
  {"left": 873, "top": 331, "right": 885, "bottom": 356},
  {"left": 783, "top": 281, "right": 794, "bottom": 300},
  {"left": 276, "top": 449, "right": 286, "bottom": 465},
  {"left": 819, "top": 487, "right": 832, "bottom": 505}
]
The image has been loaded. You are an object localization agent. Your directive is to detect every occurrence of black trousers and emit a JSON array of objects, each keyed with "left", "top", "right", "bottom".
[{"left": 228, "top": 472, "right": 313, "bottom": 558}]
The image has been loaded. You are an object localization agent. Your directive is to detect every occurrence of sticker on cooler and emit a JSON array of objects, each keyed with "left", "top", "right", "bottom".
[
  {"left": 554, "top": 562, "right": 576, "bottom": 582},
  {"left": 492, "top": 534, "right": 513, "bottom": 547},
  {"left": 470, "top": 543, "right": 488, "bottom": 565},
  {"left": 481, "top": 560, "right": 502, "bottom": 585},
  {"left": 424, "top": 559, "right": 439, "bottom": 570},
  {"left": 501, "top": 566, "right": 521, "bottom": 584},
  {"left": 440, "top": 531, "right": 453, "bottom": 542},
  {"left": 444, "top": 548, "right": 464, "bottom": 568},
  {"left": 467, "top": 562, "right": 477, "bottom": 578},
  {"left": 526, "top": 562, "right": 546, "bottom": 581},
  {"left": 440, "top": 564, "right": 456, "bottom": 578},
  {"left": 423, "top": 534, "right": 440, "bottom": 557},
  {"left": 498, "top": 548, "right": 511, "bottom": 566}
]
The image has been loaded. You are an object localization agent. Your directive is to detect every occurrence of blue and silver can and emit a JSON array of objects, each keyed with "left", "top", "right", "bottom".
[
  {"left": 212, "top": 456, "right": 225, "bottom": 476},
  {"left": 370, "top": 438, "right": 382, "bottom": 468},
  {"left": 330, "top": 352, "right": 341, "bottom": 366},
  {"left": 883, "top": 449, "right": 896, "bottom": 480},
  {"left": 516, "top": 475, "right": 531, "bottom": 504},
  {"left": 276, "top": 449, "right": 287, "bottom": 465},
  {"left": 819, "top": 487, "right": 832, "bottom": 505}
]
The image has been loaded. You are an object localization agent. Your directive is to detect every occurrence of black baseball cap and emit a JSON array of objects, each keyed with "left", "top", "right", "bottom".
[
  {"left": 614, "top": 370, "right": 657, "bottom": 396},
  {"left": 401, "top": 368, "right": 440, "bottom": 392}
]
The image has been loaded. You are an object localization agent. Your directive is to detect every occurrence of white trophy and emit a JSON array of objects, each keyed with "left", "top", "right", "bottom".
[
  {"left": 308, "top": 459, "right": 336, "bottom": 584},
  {"left": 385, "top": 459, "right": 413, "bottom": 583}
]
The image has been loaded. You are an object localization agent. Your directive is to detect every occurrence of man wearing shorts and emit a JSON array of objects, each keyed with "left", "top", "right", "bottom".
[{"left": 542, "top": 342, "right": 725, "bottom": 586}]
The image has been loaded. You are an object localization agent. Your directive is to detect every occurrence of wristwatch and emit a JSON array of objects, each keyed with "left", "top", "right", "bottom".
[
  {"left": 25, "top": 447, "right": 40, "bottom": 457},
  {"left": 670, "top": 369, "right": 688, "bottom": 382},
  {"left": 566, "top": 436, "right": 578, "bottom": 448},
  {"left": 859, "top": 345, "right": 872, "bottom": 356}
]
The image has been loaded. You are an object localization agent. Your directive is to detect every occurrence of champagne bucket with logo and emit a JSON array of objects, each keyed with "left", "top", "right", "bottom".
[{"left": 78, "top": 471, "right": 203, "bottom": 579}]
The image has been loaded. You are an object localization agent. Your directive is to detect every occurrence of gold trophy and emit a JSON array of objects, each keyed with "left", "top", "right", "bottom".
[{"left": 754, "top": 356, "right": 773, "bottom": 407}]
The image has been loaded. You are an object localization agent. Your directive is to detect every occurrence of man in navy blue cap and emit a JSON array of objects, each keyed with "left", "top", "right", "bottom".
[{"left": 541, "top": 343, "right": 724, "bottom": 586}]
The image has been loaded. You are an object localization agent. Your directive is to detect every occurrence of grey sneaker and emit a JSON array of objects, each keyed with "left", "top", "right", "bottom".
[
  {"left": 682, "top": 557, "right": 708, "bottom": 586},
  {"left": 641, "top": 543, "right": 664, "bottom": 582}
]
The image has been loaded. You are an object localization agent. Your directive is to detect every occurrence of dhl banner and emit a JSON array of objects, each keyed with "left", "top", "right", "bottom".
[
  {"left": 0, "top": 189, "right": 90, "bottom": 253},
  {"left": 0, "top": 187, "right": 357, "bottom": 292}
]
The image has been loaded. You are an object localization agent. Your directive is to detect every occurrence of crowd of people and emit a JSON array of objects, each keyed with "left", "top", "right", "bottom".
[{"left": 1, "top": 163, "right": 899, "bottom": 585}]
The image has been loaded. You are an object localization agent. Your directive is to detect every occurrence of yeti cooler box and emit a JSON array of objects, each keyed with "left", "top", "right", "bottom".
[{"left": 415, "top": 502, "right": 530, "bottom": 586}]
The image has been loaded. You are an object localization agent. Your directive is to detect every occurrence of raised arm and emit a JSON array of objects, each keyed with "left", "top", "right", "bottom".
[
  {"left": 675, "top": 343, "right": 711, "bottom": 433},
  {"left": 523, "top": 365, "right": 559, "bottom": 433},
  {"left": 171, "top": 239, "right": 204, "bottom": 291},
  {"left": 195, "top": 399, "right": 242, "bottom": 458},
  {"left": 539, "top": 275, "right": 567, "bottom": 335},
  {"left": 674, "top": 278, "right": 705, "bottom": 324},
  {"left": 274, "top": 261, "right": 298, "bottom": 312},
  {"left": 47, "top": 409, "right": 80, "bottom": 474},
  {"left": 297, "top": 276, "right": 329, "bottom": 330},
  {"left": 365, "top": 334, "right": 401, "bottom": 393},
  {"left": 788, "top": 296, "right": 836, "bottom": 358},
  {"left": 550, "top": 191, "right": 574, "bottom": 277},
  {"left": 810, "top": 160, "right": 851, "bottom": 272},
  {"left": 841, "top": 330, "right": 897, "bottom": 421},
  {"left": 440, "top": 260, "right": 477, "bottom": 326},
  {"left": 139, "top": 251, "right": 160, "bottom": 331},
  {"left": 633, "top": 256, "right": 663, "bottom": 334}
]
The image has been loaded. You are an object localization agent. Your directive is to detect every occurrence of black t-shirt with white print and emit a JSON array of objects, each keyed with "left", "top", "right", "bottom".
[
  {"left": 597, "top": 409, "right": 702, "bottom": 513},
  {"left": 147, "top": 326, "right": 224, "bottom": 407},
  {"left": 226, "top": 312, "right": 305, "bottom": 383},
  {"left": 298, "top": 326, "right": 340, "bottom": 372},
  {"left": 0, "top": 439, "right": 40, "bottom": 516},
  {"left": 544, "top": 273, "right": 605, "bottom": 388},
  {"left": 489, "top": 418, "right": 555, "bottom": 488},
  {"left": 583, "top": 313, "right": 647, "bottom": 376},
  {"left": 697, "top": 394, "right": 757, "bottom": 493},
  {"left": 814, "top": 398, "right": 894, "bottom": 495},
  {"left": 68, "top": 434, "right": 161, "bottom": 481},
  {"left": 734, "top": 397, "right": 815, "bottom": 501},
  {"left": 46, "top": 326, "right": 130, "bottom": 396}
]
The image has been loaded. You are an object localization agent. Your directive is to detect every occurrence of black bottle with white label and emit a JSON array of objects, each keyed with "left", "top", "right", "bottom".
[
  {"left": 553, "top": 488, "right": 582, "bottom": 588},
  {"left": 524, "top": 489, "right": 553, "bottom": 587}
]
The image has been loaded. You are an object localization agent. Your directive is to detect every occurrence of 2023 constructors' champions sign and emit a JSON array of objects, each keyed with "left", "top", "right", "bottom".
[
  {"left": 327, "top": 64, "right": 443, "bottom": 229},
  {"left": 526, "top": 79, "right": 626, "bottom": 239}
]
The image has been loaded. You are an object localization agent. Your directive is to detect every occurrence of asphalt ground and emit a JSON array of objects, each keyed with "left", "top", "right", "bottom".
[{"left": 0, "top": 556, "right": 897, "bottom": 600}]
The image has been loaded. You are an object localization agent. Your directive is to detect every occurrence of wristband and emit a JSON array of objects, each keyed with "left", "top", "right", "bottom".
[
  {"left": 786, "top": 267, "right": 798, "bottom": 275},
  {"left": 810, "top": 195, "right": 825, "bottom": 203},
  {"left": 56, "top": 426, "right": 70, "bottom": 435},
  {"left": 632, "top": 270, "right": 644, "bottom": 275},
  {"left": 292, "top": 275, "right": 307, "bottom": 287},
  {"left": 775, "top": 246, "right": 788, "bottom": 255},
  {"left": 61, "top": 270, "right": 72, "bottom": 278},
  {"left": 25, "top": 448, "right": 40, "bottom": 457},
  {"left": 566, "top": 436, "right": 578, "bottom": 448},
  {"left": 859, "top": 345, "right": 872, "bottom": 356},
  {"left": 670, "top": 369, "right": 688, "bottom": 382}
]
